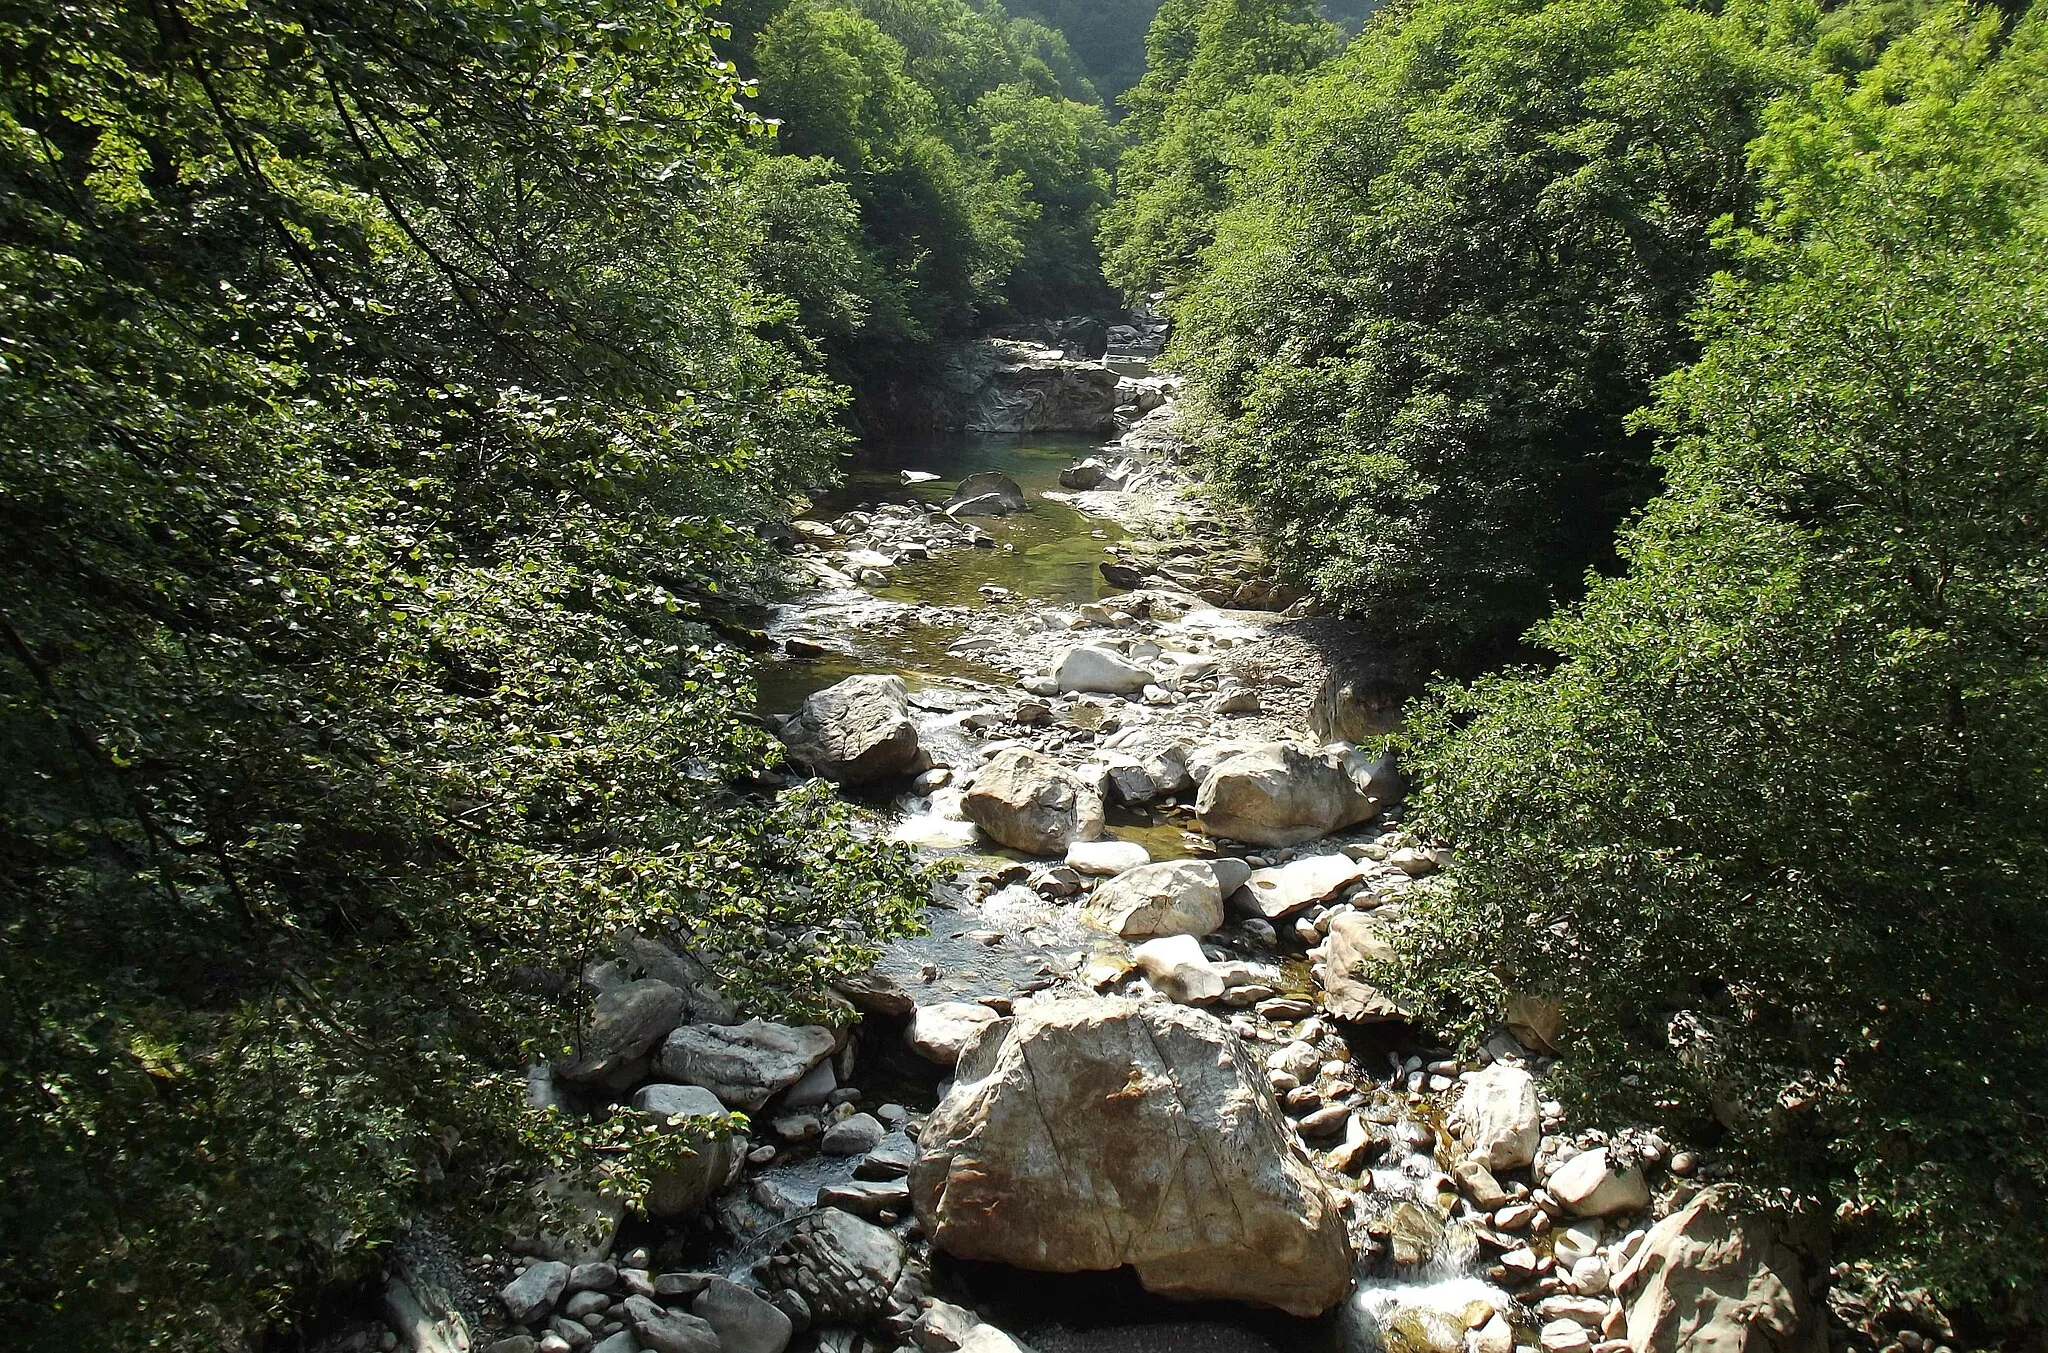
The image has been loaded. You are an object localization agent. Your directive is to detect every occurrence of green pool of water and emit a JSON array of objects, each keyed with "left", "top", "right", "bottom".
[
  {"left": 759, "top": 432, "right": 1128, "bottom": 713},
  {"left": 813, "top": 432, "right": 1127, "bottom": 610}
]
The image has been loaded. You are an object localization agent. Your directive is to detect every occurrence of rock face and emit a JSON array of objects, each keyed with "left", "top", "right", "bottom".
[
  {"left": 778, "top": 675, "right": 923, "bottom": 786},
  {"left": 630, "top": 1083, "right": 735, "bottom": 1217},
  {"left": 556, "top": 979, "right": 688, "bottom": 1085},
  {"left": 909, "top": 996, "right": 1352, "bottom": 1316},
  {"left": 654, "top": 1019, "right": 836, "bottom": 1111},
  {"left": 1548, "top": 1148, "right": 1649, "bottom": 1218},
  {"left": 1053, "top": 645, "right": 1153, "bottom": 695},
  {"left": 1195, "top": 743, "right": 1384, "bottom": 846},
  {"left": 961, "top": 747, "right": 1105, "bottom": 854},
  {"left": 1083, "top": 859, "right": 1227, "bottom": 939},
  {"left": 1454, "top": 1064, "right": 1542, "bottom": 1171},
  {"left": 1321, "top": 913, "right": 1406, "bottom": 1023},
  {"left": 932, "top": 340, "right": 1121, "bottom": 434},
  {"left": 1615, "top": 1187, "right": 1822, "bottom": 1353},
  {"left": 946, "top": 471, "right": 1028, "bottom": 517}
]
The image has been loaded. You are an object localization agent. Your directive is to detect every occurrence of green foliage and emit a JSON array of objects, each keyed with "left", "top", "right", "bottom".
[
  {"left": 973, "top": 81, "right": 1121, "bottom": 312},
  {"left": 1003, "top": 0, "right": 1171, "bottom": 102},
  {"left": 0, "top": 0, "right": 927, "bottom": 1343},
  {"left": 1157, "top": 0, "right": 1807, "bottom": 667},
  {"left": 1394, "top": 1, "right": 2048, "bottom": 1304},
  {"left": 1098, "top": 0, "right": 1342, "bottom": 295},
  {"left": 743, "top": 0, "right": 1121, "bottom": 405}
]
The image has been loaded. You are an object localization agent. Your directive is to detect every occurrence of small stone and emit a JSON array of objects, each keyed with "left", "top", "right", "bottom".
[
  {"left": 563, "top": 1291, "right": 612, "bottom": 1320},
  {"left": 772, "top": 1111, "right": 822, "bottom": 1141},
  {"left": 631, "top": 1299, "right": 721, "bottom": 1353},
  {"left": 767, "top": 1289, "right": 812, "bottom": 1335},
  {"left": 1495, "top": 1202, "right": 1538, "bottom": 1231},
  {"left": 1550, "top": 1150, "right": 1648, "bottom": 1217},
  {"left": 818, "top": 1178, "right": 912, "bottom": 1219},
  {"left": 1297, "top": 1104, "right": 1350, "bottom": 1138},
  {"left": 1470, "top": 1314, "right": 1514, "bottom": 1353},
  {"left": 906, "top": 1001, "right": 1001, "bottom": 1066},
  {"left": 821, "top": 1113, "right": 886, "bottom": 1156},
  {"left": 490, "top": 1339, "right": 540, "bottom": 1353},
  {"left": 567, "top": 1262, "right": 620, "bottom": 1294},
  {"left": 653, "top": 1272, "right": 715, "bottom": 1300},
  {"left": 1540, "top": 1322, "right": 1592, "bottom": 1353},
  {"left": 1066, "top": 838, "right": 1151, "bottom": 875},
  {"left": 539, "top": 1337, "right": 573, "bottom": 1353}
]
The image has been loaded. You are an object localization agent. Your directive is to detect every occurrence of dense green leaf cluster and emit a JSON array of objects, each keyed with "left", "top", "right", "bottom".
[
  {"left": 1098, "top": 0, "right": 1342, "bottom": 297},
  {"left": 1002, "top": 0, "right": 1170, "bottom": 102},
  {"left": 1394, "top": 2, "right": 2048, "bottom": 1306},
  {"left": 1118, "top": 0, "right": 1834, "bottom": 666},
  {"left": 0, "top": 0, "right": 926, "bottom": 1344},
  {"left": 732, "top": 0, "right": 1122, "bottom": 401}
]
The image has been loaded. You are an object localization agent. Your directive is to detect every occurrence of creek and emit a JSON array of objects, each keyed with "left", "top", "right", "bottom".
[{"left": 747, "top": 425, "right": 1511, "bottom": 1353}]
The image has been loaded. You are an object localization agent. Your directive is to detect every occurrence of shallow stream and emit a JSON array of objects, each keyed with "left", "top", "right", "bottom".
[{"left": 750, "top": 428, "right": 1505, "bottom": 1353}]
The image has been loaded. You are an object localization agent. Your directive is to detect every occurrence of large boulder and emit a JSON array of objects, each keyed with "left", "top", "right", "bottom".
[
  {"left": 946, "top": 471, "right": 1028, "bottom": 517},
  {"left": 906, "top": 1001, "right": 1001, "bottom": 1067},
  {"left": 778, "top": 675, "right": 922, "bottom": 786},
  {"left": 556, "top": 978, "right": 688, "bottom": 1086},
  {"left": 961, "top": 747, "right": 1105, "bottom": 854},
  {"left": 1614, "top": 1187, "right": 1823, "bottom": 1353},
  {"left": 654, "top": 1019, "right": 836, "bottom": 1111},
  {"left": 931, "top": 340, "right": 1121, "bottom": 434},
  {"left": 909, "top": 997, "right": 1352, "bottom": 1316},
  {"left": 629, "top": 1084, "right": 735, "bottom": 1218},
  {"left": 1230, "top": 854, "right": 1367, "bottom": 921},
  {"left": 1452, "top": 1064, "right": 1541, "bottom": 1171},
  {"left": 1548, "top": 1147, "right": 1649, "bottom": 1218},
  {"left": 1083, "top": 859, "right": 1228, "bottom": 939},
  {"left": 762, "top": 1207, "right": 907, "bottom": 1325},
  {"left": 1321, "top": 913, "right": 1406, "bottom": 1023},
  {"left": 1053, "top": 645, "right": 1153, "bottom": 695},
  {"left": 1194, "top": 743, "right": 1385, "bottom": 846}
]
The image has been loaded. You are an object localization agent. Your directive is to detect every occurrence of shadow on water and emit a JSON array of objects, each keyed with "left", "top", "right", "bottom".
[{"left": 945, "top": 1261, "right": 1345, "bottom": 1353}]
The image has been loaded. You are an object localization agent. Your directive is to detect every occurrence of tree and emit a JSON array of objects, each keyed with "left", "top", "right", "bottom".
[
  {"left": 1098, "top": 0, "right": 1343, "bottom": 296},
  {"left": 973, "top": 82, "right": 1122, "bottom": 314},
  {"left": 1393, "top": 0, "right": 2048, "bottom": 1307},
  {"left": 0, "top": 0, "right": 927, "bottom": 1343},
  {"left": 1160, "top": 0, "right": 1797, "bottom": 668}
]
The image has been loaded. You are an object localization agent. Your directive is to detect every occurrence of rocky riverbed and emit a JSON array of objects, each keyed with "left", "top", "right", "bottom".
[{"left": 356, "top": 374, "right": 1868, "bottom": 1353}]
